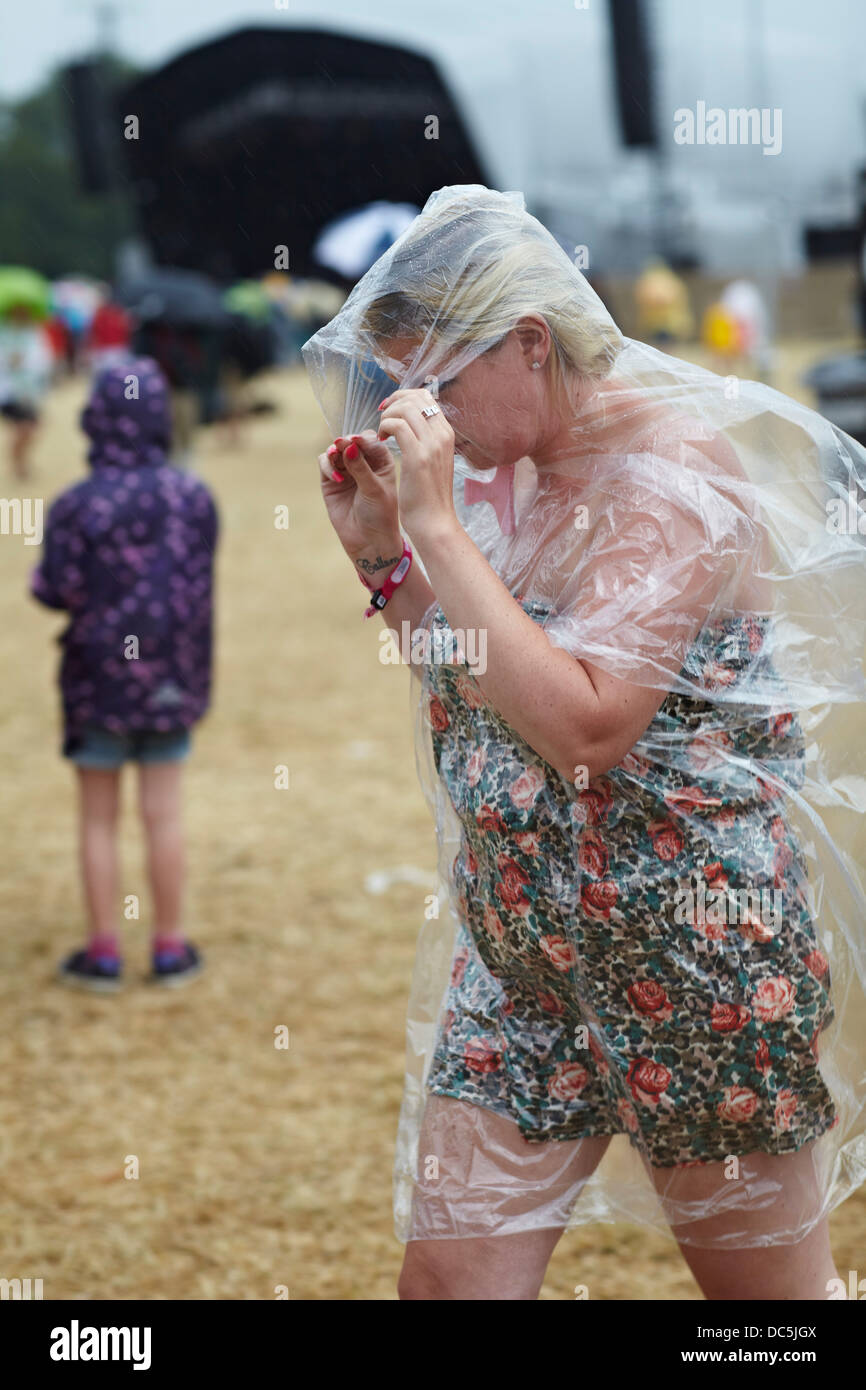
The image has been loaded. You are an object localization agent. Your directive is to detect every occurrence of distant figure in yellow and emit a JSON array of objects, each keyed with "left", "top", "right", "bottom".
[
  {"left": 634, "top": 261, "right": 694, "bottom": 344},
  {"left": 702, "top": 280, "right": 772, "bottom": 383}
]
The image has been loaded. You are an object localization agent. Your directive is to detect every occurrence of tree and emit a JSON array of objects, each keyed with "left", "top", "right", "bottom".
[{"left": 0, "top": 58, "right": 139, "bottom": 279}]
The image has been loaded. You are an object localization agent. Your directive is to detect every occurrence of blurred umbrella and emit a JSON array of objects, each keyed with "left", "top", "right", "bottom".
[
  {"left": 312, "top": 202, "right": 420, "bottom": 280},
  {"left": 0, "top": 266, "right": 51, "bottom": 320},
  {"left": 118, "top": 267, "right": 231, "bottom": 328},
  {"left": 224, "top": 281, "right": 271, "bottom": 322}
]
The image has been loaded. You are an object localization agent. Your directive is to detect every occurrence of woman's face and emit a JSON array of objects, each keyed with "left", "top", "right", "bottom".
[{"left": 379, "top": 325, "right": 552, "bottom": 472}]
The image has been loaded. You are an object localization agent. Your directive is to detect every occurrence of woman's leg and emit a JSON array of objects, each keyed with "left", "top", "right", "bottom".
[
  {"left": 400, "top": 1226, "right": 577, "bottom": 1301},
  {"left": 137, "top": 762, "right": 185, "bottom": 943},
  {"left": 649, "top": 1142, "right": 840, "bottom": 1300},
  {"left": 398, "top": 1094, "right": 611, "bottom": 1300},
  {"left": 77, "top": 768, "right": 122, "bottom": 940}
]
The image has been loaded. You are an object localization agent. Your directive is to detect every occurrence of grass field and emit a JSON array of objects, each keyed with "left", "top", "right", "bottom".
[{"left": 1, "top": 344, "right": 864, "bottom": 1300}]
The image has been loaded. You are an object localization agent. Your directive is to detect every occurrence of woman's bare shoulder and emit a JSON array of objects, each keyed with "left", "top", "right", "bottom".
[
  {"left": 543, "top": 399, "right": 771, "bottom": 607},
  {"left": 620, "top": 403, "right": 774, "bottom": 608},
  {"left": 615, "top": 396, "right": 745, "bottom": 481}
]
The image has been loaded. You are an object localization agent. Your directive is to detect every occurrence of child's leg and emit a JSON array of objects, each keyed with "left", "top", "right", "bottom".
[
  {"left": 76, "top": 768, "right": 122, "bottom": 945},
  {"left": 137, "top": 762, "right": 185, "bottom": 944}
]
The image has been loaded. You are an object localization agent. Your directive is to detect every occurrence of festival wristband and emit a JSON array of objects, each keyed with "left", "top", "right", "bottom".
[{"left": 356, "top": 539, "right": 413, "bottom": 619}]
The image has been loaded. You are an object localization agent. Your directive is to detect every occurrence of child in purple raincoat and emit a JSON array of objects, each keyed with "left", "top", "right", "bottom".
[{"left": 31, "top": 357, "right": 218, "bottom": 990}]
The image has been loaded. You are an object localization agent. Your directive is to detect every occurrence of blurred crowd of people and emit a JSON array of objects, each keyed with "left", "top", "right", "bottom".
[
  {"left": 0, "top": 264, "right": 346, "bottom": 478},
  {"left": 0, "top": 245, "right": 785, "bottom": 484},
  {"left": 633, "top": 260, "right": 774, "bottom": 379}
]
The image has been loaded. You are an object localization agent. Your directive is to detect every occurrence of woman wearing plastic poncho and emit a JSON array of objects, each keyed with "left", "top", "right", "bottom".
[{"left": 303, "top": 186, "right": 866, "bottom": 1301}]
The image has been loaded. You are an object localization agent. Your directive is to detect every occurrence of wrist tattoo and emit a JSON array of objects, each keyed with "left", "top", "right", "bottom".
[{"left": 356, "top": 551, "right": 401, "bottom": 576}]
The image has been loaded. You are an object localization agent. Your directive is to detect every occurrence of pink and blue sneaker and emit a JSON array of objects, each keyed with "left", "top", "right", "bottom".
[
  {"left": 59, "top": 947, "right": 123, "bottom": 993},
  {"left": 148, "top": 939, "right": 203, "bottom": 987}
]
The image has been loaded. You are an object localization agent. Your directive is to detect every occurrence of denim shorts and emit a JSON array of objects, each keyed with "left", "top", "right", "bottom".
[{"left": 67, "top": 726, "right": 192, "bottom": 769}]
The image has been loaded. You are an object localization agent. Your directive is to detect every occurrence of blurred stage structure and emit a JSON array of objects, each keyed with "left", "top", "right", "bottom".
[
  {"left": 58, "top": 1, "right": 866, "bottom": 335},
  {"left": 64, "top": 27, "right": 488, "bottom": 284}
]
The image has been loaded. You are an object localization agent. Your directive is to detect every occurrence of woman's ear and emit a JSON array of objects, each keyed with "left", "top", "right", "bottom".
[{"left": 514, "top": 315, "right": 551, "bottom": 368}]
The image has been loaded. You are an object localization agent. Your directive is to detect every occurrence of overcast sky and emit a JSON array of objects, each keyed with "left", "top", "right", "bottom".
[
  {"left": 1, "top": 0, "right": 863, "bottom": 107},
  {"left": 2, "top": 0, "right": 864, "bottom": 217}
]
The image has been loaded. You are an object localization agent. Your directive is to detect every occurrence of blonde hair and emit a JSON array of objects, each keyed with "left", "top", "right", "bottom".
[{"left": 357, "top": 199, "right": 623, "bottom": 409}]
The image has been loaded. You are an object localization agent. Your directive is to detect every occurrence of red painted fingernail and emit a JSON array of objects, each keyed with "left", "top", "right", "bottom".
[
  {"left": 335, "top": 437, "right": 346, "bottom": 446},
  {"left": 345, "top": 444, "right": 359, "bottom": 461},
  {"left": 331, "top": 469, "right": 344, "bottom": 481},
  {"left": 350, "top": 434, "right": 363, "bottom": 441},
  {"left": 377, "top": 403, "right": 386, "bottom": 411},
  {"left": 327, "top": 445, "right": 338, "bottom": 457}
]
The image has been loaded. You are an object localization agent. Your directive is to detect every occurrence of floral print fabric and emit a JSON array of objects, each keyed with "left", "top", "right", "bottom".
[{"left": 423, "top": 597, "right": 836, "bottom": 1167}]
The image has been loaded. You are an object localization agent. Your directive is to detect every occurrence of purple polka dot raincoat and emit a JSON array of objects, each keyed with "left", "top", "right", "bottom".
[{"left": 31, "top": 358, "right": 219, "bottom": 755}]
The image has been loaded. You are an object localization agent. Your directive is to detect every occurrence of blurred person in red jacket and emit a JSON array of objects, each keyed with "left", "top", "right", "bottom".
[{"left": 87, "top": 300, "right": 132, "bottom": 374}]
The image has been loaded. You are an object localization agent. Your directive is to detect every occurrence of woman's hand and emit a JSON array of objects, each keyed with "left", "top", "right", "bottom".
[
  {"left": 317, "top": 431, "right": 402, "bottom": 574},
  {"left": 376, "top": 387, "right": 461, "bottom": 544}
]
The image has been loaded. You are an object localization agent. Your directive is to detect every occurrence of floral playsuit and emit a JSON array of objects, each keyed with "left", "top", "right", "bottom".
[{"left": 422, "top": 596, "right": 836, "bottom": 1168}]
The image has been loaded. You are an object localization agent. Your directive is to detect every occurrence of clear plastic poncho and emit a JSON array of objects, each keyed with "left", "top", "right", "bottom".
[{"left": 303, "top": 186, "right": 866, "bottom": 1251}]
